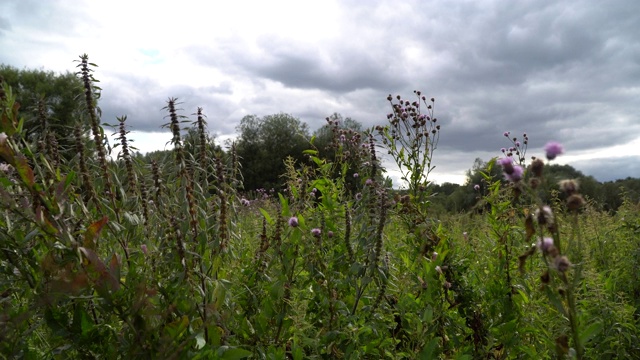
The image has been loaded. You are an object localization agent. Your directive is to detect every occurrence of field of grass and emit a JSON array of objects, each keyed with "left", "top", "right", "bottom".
[{"left": 1, "top": 57, "right": 639, "bottom": 359}]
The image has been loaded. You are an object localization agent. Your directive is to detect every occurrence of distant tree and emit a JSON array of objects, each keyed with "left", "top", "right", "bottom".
[
  {"left": 312, "top": 113, "right": 365, "bottom": 192},
  {"left": 235, "top": 113, "right": 310, "bottom": 191},
  {"left": 0, "top": 64, "right": 86, "bottom": 157}
]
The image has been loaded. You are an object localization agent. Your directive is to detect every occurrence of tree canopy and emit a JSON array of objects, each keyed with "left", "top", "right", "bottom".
[
  {"left": 0, "top": 64, "right": 86, "bottom": 156},
  {"left": 235, "top": 113, "right": 311, "bottom": 191}
]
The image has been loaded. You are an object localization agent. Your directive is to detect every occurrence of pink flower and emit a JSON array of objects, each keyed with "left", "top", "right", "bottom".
[
  {"left": 536, "top": 237, "right": 554, "bottom": 254},
  {"left": 544, "top": 141, "right": 564, "bottom": 160},
  {"left": 505, "top": 165, "right": 524, "bottom": 182},
  {"left": 311, "top": 228, "right": 321, "bottom": 237},
  {"left": 288, "top": 217, "right": 299, "bottom": 227}
]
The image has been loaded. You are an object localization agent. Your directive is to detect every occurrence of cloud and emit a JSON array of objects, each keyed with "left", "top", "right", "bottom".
[
  {"left": 1, "top": 0, "right": 639, "bottom": 183},
  {"left": 573, "top": 156, "right": 640, "bottom": 182}
]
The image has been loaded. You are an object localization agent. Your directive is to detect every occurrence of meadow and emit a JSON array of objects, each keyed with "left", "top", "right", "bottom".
[{"left": 1, "top": 55, "right": 639, "bottom": 359}]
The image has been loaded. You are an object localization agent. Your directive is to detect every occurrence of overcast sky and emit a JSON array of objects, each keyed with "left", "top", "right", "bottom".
[{"left": 1, "top": 0, "right": 639, "bottom": 185}]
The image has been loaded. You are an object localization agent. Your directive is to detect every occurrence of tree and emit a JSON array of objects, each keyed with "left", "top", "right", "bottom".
[
  {"left": 311, "top": 113, "right": 365, "bottom": 193},
  {"left": 235, "top": 113, "right": 310, "bottom": 191},
  {"left": 0, "top": 64, "right": 86, "bottom": 157}
]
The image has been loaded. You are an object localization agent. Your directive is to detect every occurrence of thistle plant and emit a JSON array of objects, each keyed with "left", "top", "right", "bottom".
[
  {"left": 495, "top": 137, "right": 595, "bottom": 358},
  {"left": 378, "top": 91, "right": 440, "bottom": 203}
]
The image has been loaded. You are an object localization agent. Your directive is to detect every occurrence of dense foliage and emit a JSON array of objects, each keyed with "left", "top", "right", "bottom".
[{"left": 1, "top": 57, "right": 639, "bottom": 359}]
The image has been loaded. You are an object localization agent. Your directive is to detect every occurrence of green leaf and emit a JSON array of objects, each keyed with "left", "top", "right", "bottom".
[
  {"left": 216, "top": 346, "right": 253, "bottom": 359},
  {"left": 259, "top": 208, "right": 273, "bottom": 225},
  {"left": 279, "top": 193, "right": 290, "bottom": 217},
  {"left": 419, "top": 337, "right": 439, "bottom": 358},
  {"left": 195, "top": 332, "right": 206, "bottom": 349},
  {"left": 579, "top": 321, "right": 603, "bottom": 345}
]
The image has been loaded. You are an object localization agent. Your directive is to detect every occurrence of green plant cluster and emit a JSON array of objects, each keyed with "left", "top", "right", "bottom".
[{"left": 1, "top": 56, "right": 639, "bottom": 359}]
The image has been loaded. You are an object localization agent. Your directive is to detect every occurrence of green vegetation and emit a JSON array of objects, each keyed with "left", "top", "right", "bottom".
[{"left": 1, "top": 56, "right": 639, "bottom": 359}]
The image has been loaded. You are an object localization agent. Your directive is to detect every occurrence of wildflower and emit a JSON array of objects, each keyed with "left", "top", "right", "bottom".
[
  {"left": 463, "top": 232, "right": 468, "bottom": 241},
  {"left": 311, "top": 228, "right": 321, "bottom": 237},
  {"left": 353, "top": 173, "right": 359, "bottom": 178},
  {"left": 240, "top": 198, "right": 250, "bottom": 206},
  {"left": 141, "top": 244, "right": 148, "bottom": 255},
  {"left": 544, "top": 141, "right": 564, "bottom": 160},
  {"left": 473, "top": 184, "right": 480, "bottom": 191},
  {"left": 432, "top": 252, "right": 438, "bottom": 261},
  {"left": 503, "top": 131, "right": 510, "bottom": 137},
  {"left": 288, "top": 216, "right": 299, "bottom": 228},
  {"left": 498, "top": 157, "right": 514, "bottom": 174},
  {"left": 535, "top": 205, "right": 554, "bottom": 226},
  {"left": 355, "top": 193, "right": 362, "bottom": 201},
  {"left": 558, "top": 179, "right": 579, "bottom": 195},
  {"left": 0, "top": 132, "right": 6, "bottom": 145},
  {"left": 530, "top": 158, "right": 544, "bottom": 178},
  {"left": 504, "top": 164, "right": 524, "bottom": 182},
  {"left": 566, "top": 194, "right": 586, "bottom": 211},
  {"left": 0, "top": 163, "right": 12, "bottom": 173},
  {"left": 365, "top": 178, "right": 373, "bottom": 186},
  {"left": 536, "top": 237, "right": 555, "bottom": 255},
  {"left": 327, "top": 231, "right": 334, "bottom": 238}
]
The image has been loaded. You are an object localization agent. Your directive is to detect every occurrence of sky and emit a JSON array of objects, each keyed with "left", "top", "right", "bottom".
[{"left": 1, "top": 0, "right": 639, "bottom": 185}]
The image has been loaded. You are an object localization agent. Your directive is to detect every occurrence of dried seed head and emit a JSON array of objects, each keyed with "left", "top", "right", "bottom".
[
  {"left": 535, "top": 206, "right": 554, "bottom": 226},
  {"left": 530, "top": 158, "right": 544, "bottom": 177},
  {"left": 566, "top": 194, "right": 586, "bottom": 211},
  {"left": 559, "top": 179, "right": 579, "bottom": 195},
  {"left": 541, "top": 270, "right": 550, "bottom": 284},
  {"left": 554, "top": 256, "right": 571, "bottom": 273},
  {"left": 529, "top": 177, "right": 541, "bottom": 189}
]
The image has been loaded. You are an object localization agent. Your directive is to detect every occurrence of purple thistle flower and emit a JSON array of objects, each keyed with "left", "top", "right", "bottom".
[
  {"left": 503, "top": 131, "right": 510, "bottom": 137},
  {"left": 240, "top": 198, "right": 250, "bottom": 206},
  {"left": 544, "top": 141, "right": 564, "bottom": 160},
  {"left": 365, "top": 178, "right": 373, "bottom": 186},
  {"left": 288, "top": 216, "right": 299, "bottom": 228},
  {"left": 505, "top": 165, "right": 524, "bottom": 182},
  {"left": 311, "top": 228, "right": 321, "bottom": 237},
  {"left": 498, "top": 157, "right": 515, "bottom": 174},
  {"left": 327, "top": 231, "right": 334, "bottom": 238},
  {"left": 474, "top": 184, "right": 480, "bottom": 191},
  {"left": 355, "top": 193, "right": 362, "bottom": 201},
  {"left": 353, "top": 173, "right": 359, "bottom": 178},
  {"left": 537, "top": 237, "right": 554, "bottom": 254}
]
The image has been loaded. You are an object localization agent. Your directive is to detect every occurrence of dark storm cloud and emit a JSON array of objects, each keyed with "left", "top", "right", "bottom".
[
  {"left": 244, "top": 47, "right": 405, "bottom": 93},
  {"left": 400, "top": 0, "right": 640, "bottom": 167}
]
